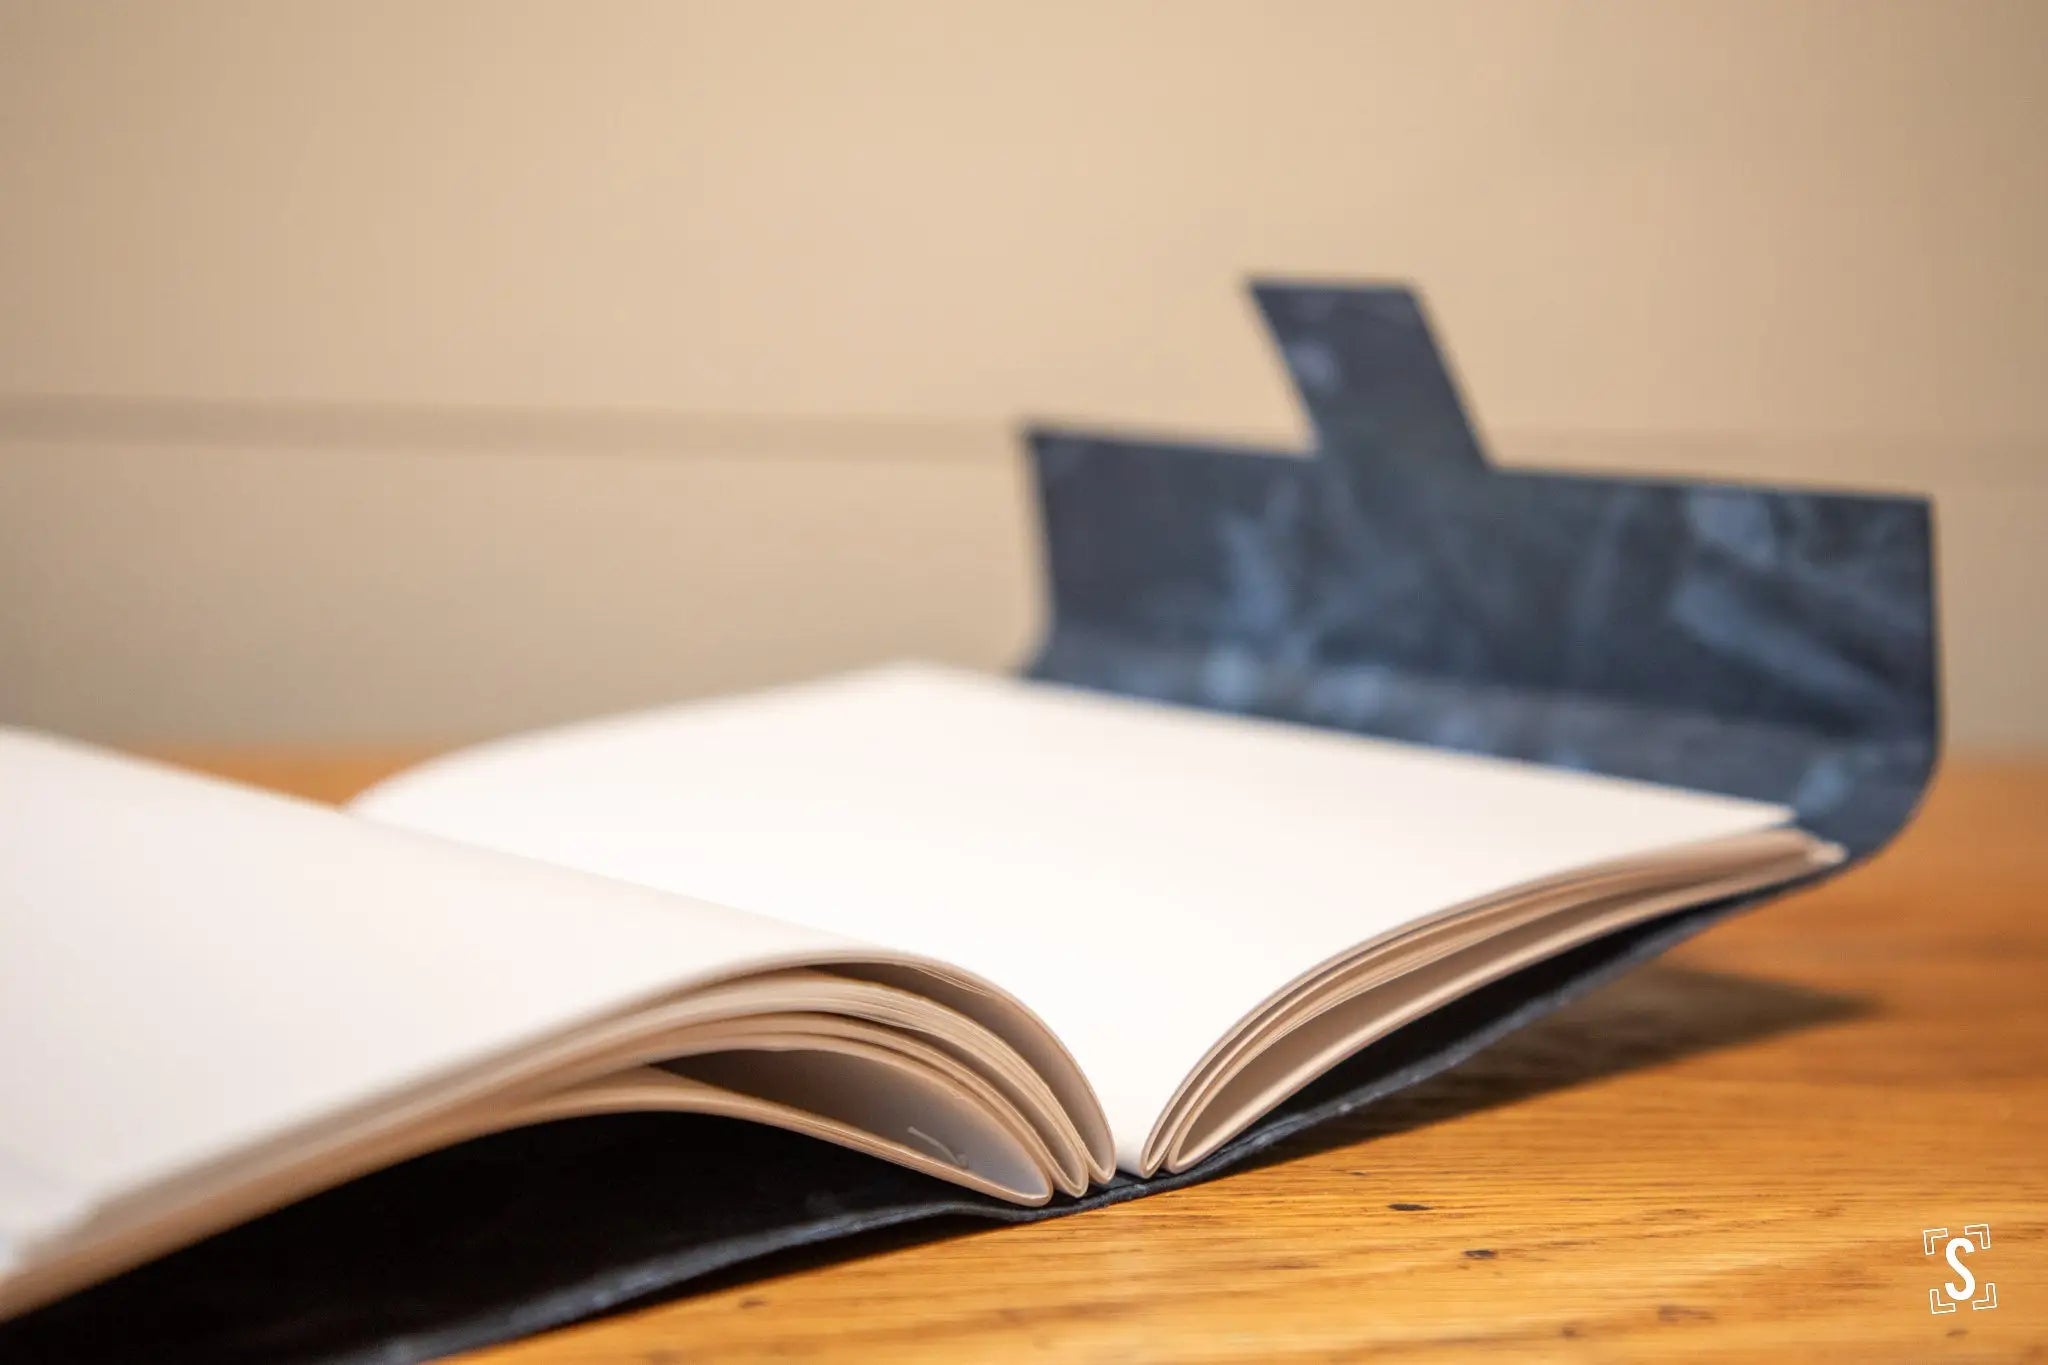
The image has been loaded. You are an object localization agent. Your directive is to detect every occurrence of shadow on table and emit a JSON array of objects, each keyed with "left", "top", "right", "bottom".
[
  {"left": 0, "top": 964, "right": 1867, "bottom": 1365},
  {"left": 1247, "top": 962, "right": 1870, "bottom": 1169},
  {"left": 683, "top": 961, "right": 1871, "bottom": 1291}
]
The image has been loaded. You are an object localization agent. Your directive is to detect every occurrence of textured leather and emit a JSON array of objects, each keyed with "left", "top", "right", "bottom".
[
  {"left": 1029, "top": 284, "right": 1935, "bottom": 856},
  {"left": 0, "top": 283, "right": 1937, "bottom": 1365}
]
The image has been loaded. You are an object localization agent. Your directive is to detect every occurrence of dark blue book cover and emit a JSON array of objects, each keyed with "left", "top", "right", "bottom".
[{"left": 0, "top": 282, "right": 1936, "bottom": 1365}]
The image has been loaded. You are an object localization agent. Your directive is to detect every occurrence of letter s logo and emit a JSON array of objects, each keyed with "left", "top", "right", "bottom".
[{"left": 1944, "top": 1237, "right": 1977, "bottom": 1303}]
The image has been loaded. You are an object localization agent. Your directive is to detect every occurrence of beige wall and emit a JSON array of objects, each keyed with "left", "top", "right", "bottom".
[{"left": 2, "top": 1, "right": 2043, "bottom": 746}]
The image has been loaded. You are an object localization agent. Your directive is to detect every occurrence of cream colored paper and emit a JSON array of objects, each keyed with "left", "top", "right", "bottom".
[
  {"left": 357, "top": 664, "right": 1805, "bottom": 1170},
  {"left": 0, "top": 729, "right": 1095, "bottom": 1315}
]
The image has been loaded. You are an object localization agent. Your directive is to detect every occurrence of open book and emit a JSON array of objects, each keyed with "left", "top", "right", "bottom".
[{"left": 0, "top": 663, "right": 1841, "bottom": 1321}]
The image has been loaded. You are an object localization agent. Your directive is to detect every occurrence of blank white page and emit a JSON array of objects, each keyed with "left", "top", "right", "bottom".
[
  {"left": 355, "top": 664, "right": 1796, "bottom": 1170},
  {"left": 0, "top": 731, "right": 855, "bottom": 1268}
]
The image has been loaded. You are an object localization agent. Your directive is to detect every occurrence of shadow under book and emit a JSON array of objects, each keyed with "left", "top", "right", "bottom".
[{"left": 0, "top": 282, "right": 1936, "bottom": 1365}]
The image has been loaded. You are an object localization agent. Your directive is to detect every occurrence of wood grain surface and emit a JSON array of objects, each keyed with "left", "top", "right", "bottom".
[{"left": 151, "top": 749, "right": 2048, "bottom": 1361}]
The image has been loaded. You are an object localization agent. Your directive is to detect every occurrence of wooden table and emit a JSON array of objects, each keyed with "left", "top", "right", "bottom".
[{"left": 157, "top": 751, "right": 2048, "bottom": 1361}]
